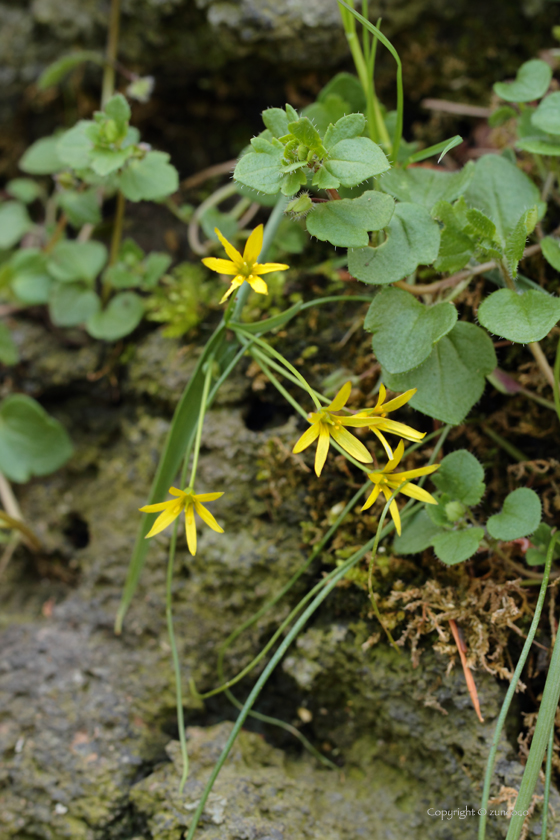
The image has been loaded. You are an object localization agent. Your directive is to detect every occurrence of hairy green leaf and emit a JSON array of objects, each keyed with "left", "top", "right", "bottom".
[
  {"left": 531, "top": 91, "right": 560, "bottom": 135},
  {"left": 0, "top": 394, "right": 73, "bottom": 483},
  {"left": 431, "top": 450, "right": 485, "bottom": 505},
  {"left": 86, "top": 291, "right": 144, "bottom": 340},
  {"left": 364, "top": 286, "right": 457, "bottom": 373},
  {"left": 323, "top": 114, "right": 366, "bottom": 150},
  {"left": 393, "top": 508, "right": 443, "bottom": 554},
  {"left": 306, "top": 190, "right": 394, "bottom": 248},
  {"left": 478, "top": 288, "right": 560, "bottom": 343},
  {"left": 381, "top": 162, "right": 474, "bottom": 209},
  {"left": 541, "top": 236, "right": 560, "bottom": 270},
  {"left": 49, "top": 283, "right": 101, "bottom": 327},
  {"left": 486, "top": 488, "right": 541, "bottom": 540},
  {"left": 233, "top": 144, "right": 284, "bottom": 195},
  {"left": 324, "top": 137, "right": 390, "bottom": 186},
  {"left": 47, "top": 240, "right": 107, "bottom": 284},
  {"left": 57, "top": 189, "right": 102, "bottom": 227},
  {"left": 19, "top": 135, "right": 64, "bottom": 175},
  {"left": 119, "top": 151, "right": 179, "bottom": 201},
  {"left": 384, "top": 321, "right": 497, "bottom": 424},
  {"left": 493, "top": 59, "right": 552, "bottom": 103},
  {"left": 432, "top": 528, "right": 485, "bottom": 565},
  {"left": 348, "top": 202, "right": 440, "bottom": 285}
]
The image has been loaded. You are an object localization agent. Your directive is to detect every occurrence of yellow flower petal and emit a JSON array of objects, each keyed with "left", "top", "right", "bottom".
[
  {"left": 252, "top": 262, "right": 290, "bottom": 275},
  {"left": 140, "top": 501, "right": 175, "bottom": 513},
  {"left": 202, "top": 257, "right": 239, "bottom": 276},
  {"left": 396, "top": 482, "right": 438, "bottom": 505},
  {"left": 215, "top": 227, "right": 243, "bottom": 267},
  {"left": 374, "top": 383, "right": 387, "bottom": 410},
  {"left": 375, "top": 418, "right": 425, "bottom": 441},
  {"left": 384, "top": 440, "right": 405, "bottom": 473},
  {"left": 194, "top": 501, "right": 224, "bottom": 533},
  {"left": 169, "top": 487, "right": 185, "bottom": 497},
  {"left": 145, "top": 502, "right": 183, "bottom": 538},
  {"left": 381, "top": 485, "right": 401, "bottom": 535},
  {"left": 243, "top": 224, "right": 264, "bottom": 264},
  {"left": 327, "top": 381, "right": 352, "bottom": 412},
  {"left": 361, "top": 484, "right": 381, "bottom": 511},
  {"left": 330, "top": 425, "right": 372, "bottom": 464},
  {"left": 185, "top": 503, "right": 197, "bottom": 555},
  {"left": 247, "top": 275, "right": 268, "bottom": 295},
  {"left": 315, "top": 423, "right": 330, "bottom": 476},
  {"left": 219, "top": 277, "right": 244, "bottom": 304},
  {"left": 292, "top": 423, "right": 320, "bottom": 454},
  {"left": 369, "top": 426, "right": 394, "bottom": 460},
  {"left": 395, "top": 464, "right": 440, "bottom": 480},
  {"left": 194, "top": 492, "right": 224, "bottom": 502},
  {"left": 378, "top": 388, "right": 417, "bottom": 414}
]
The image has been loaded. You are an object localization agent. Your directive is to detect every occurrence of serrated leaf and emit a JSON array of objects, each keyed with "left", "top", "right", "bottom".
[
  {"left": 465, "top": 207, "right": 498, "bottom": 243},
  {"left": 19, "top": 135, "right": 64, "bottom": 175},
  {"left": 262, "top": 108, "right": 290, "bottom": 138},
  {"left": 524, "top": 523, "right": 560, "bottom": 566},
  {"left": 47, "top": 240, "right": 107, "bottom": 284},
  {"left": 311, "top": 165, "right": 341, "bottom": 190},
  {"left": 381, "top": 163, "right": 474, "bottom": 209},
  {"left": 478, "top": 288, "right": 560, "bottom": 343},
  {"left": 324, "top": 114, "right": 366, "bottom": 150},
  {"left": 6, "top": 179, "right": 42, "bottom": 204},
  {"left": 431, "top": 450, "right": 485, "bottom": 505},
  {"left": 431, "top": 528, "right": 485, "bottom": 565},
  {"left": 0, "top": 323, "right": 18, "bottom": 366},
  {"left": 493, "top": 59, "right": 552, "bottom": 103},
  {"left": 426, "top": 496, "right": 452, "bottom": 528},
  {"left": 464, "top": 155, "right": 540, "bottom": 242},
  {"left": 49, "top": 283, "right": 101, "bottom": 327},
  {"left": 303, "top": 95, "right": 349, "bottom": 137},
  {"left": 288, "top": 117, "right": 324, "bottom": 152},
  {"left": 0, "top": 394, "right": 73, "bottom": 483},
  {"left": 57, "top": 189, "right": 102, "bottom": 227},
  {"left": 393, "top": 508, "right": 443, "bottom": 554},
  {"left": 541, "top": 236, "right": 560, "bottom": 270},
  {"left": 86, "top": 291, "right": 144, "bottom": 340},
  {"left": 325, "top": 137, "right": 390, "bottom": 187},
  {"left": 0, "top": 202, "right": 32, "bottom": 249},
  {"left": 364, "top": 286, "right": 457, "bottom": 374},
  {"left": 281, "top": 169, "right": 307, "bottom": 196},
  {"left": 384, "top": 321, "right": 497, "bottom": 424},
  {"left": 431, "top": 199, "right": 475, "bottom": 273},
  {"left": 233, "top": 146, "right": 284, "bottom": 195},
  {"left": 486, "top": 488, "right": 541, "bottom": 540},
  {"left": 504, "top": 207, "right": 536, "bottom": 278},
  {"left": 306, "top": 190, "right": 394, "bottom": 248},
  {"left": 56, "top": 121, "right": 94, "bottom": 170},
  {"left": 38, "top": 50, "right": 104, "bottom": 89},
  {"left": 119, "top": 151, "right": 178, "bottom": 201},
  {"left": 348, "top": 202, "right": 440, "bottom": 285},
  {"left": 531, "top": 91, "right": 560, "bottom": 135}
]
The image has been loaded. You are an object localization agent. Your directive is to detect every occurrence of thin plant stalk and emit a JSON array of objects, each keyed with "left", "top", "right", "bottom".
[
  {"left": 553, "top": 333, "right": 560, "bottom": 424},
  {"left": 188, "top": 356, "right": 214, "bottom": 487},
  {"left": 185, "top": 487, "right": 402, "bottom": 840},
  {"left": 541, "top": 724, "right": 554, "bottom": 839},
  {"left": 102, "top": 0, "right": 121, "bottom": 106},
  {"left": 478, "top": 534, "right": 558, "bottom": 840}
]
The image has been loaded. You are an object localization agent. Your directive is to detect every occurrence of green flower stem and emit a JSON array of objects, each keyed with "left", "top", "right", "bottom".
[
  {"left": 165, "top": 517, "right": 189, "bottom": 793},
  {"left": 235, "top": 326, "right": 322, "bottom": 409},
  {"left": 479, "top": 534, "right": 558, "bottom": 840},
  {"left": 101, "top": 0, "right": 120, "bottom": 106},
  {"left": 553, "top": 332, "right": 560, "bottom": 424},
  {"left": 541, "top": 724, "right": 554, "bottom": 839},
  {"left": 103, "top": 189, "right": 126, "bottom": 303},
  {"left": 482, "top": 425, "right": 528, "bottom": 463},
  {"left": 185, "top": 487, "right": 405, "bottom": 840},
  {"left": 505, "top": 537, "right": 560, "bottom": 840},
  {"left": 193, "top": 481, "right": 370, "bottom": 701},
  {"left": 248, "top": 345, "right": 328, "bottom": 406},
  {"left": 188, "top": 354, "right": 214, "bottom": 488}
]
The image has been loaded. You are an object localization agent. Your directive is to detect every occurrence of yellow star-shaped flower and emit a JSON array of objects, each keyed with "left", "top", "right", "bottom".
[
  {"left": 140, "top": 486, "right": 224, "bottom": 555},
  {"left": 292, "top": 381, "right": 373, "bottom": 477},
  {"left": 348, "top": 384, "right": 425, "bottom": 459},
  {"left": 202, "top": 224, "right": 289, "bottom": 304},
  {"left": 361, "top": 440, "right": 439, "bottom": 535}
]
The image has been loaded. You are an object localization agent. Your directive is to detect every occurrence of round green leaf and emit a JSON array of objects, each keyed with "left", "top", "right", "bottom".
[
  {"left": 0, "top": 394, "right": 73, "bottom": 483},
  {"left": 364, "top": 286, "right": 457, "bottom": 374},
  {"left": 516, "top": 138, "right": 560, "bottom": 156},
  {"left": 431, "top": 450, "right": 485, "bottom": 506},
  {"left": 19, "top": 135, "right": 64, "bottom": 175},
  {"left": 348, "top": 203, "right": 440, "bottom": 285},
  {"left": 233, "top": 145, "right": 284, "bottom": 196},
  {"left": 57, "top": 189, "right": 102, "bottom": 227},
  {"left": 531, "top": 91, "right": 560, "bottom": 135},
  {"left": 47, "top": 240, "right": 107, "bottom": 284},
  {"left": 324, "top": 136, "right": 390, "bottom": 186},
  {"left": 56, "top": 121, "right": 93, "bottom": 170},
  {"left": 0, "top": 202, "right": 32, "bottom": 249},
  {"left": 9, "top": 249, "right": 53, "bottom": 304},
  {"left": 49, "top": 283, "right": 101, "bottom": 327},
  {"left": 86, "top": 291, "right": 144, "bottom": 340},
  {"left": 464, "top": 155, "right": 540, "bottom": 242},
  {"left": 493, "top": 59, "right": 552, "bottom": 103},
  {"left": 119, "top": 151, "right": 179, "bottom": 202},
  {"left": 487, "top": 488, "right": 541, "bottom": 541},
  {"left": 431, "top": 528, "right": 485, "bottom": 566},
  {"left": 478, "top": 288, "right": 560, "bottom": 343},
  {"left": 6, "top": 179, "right": 43, "bottom": 204},
  {"left": 306, "top": 190, "right": 394, "bottom": 248},
  {"left": 393, "top": 508, "right": 443, "bottom": 555},
  {"left": 380, "top": 163, "right": 474, "bottom": 209},
  {"left": 384, "top": 321, "right": 497, "bottom": 424}
]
